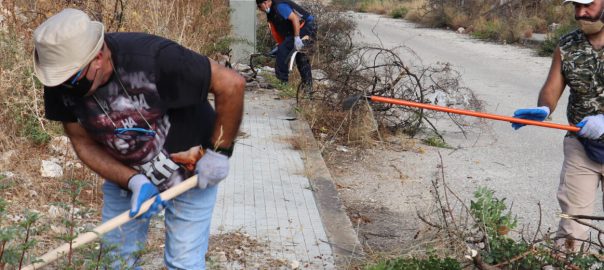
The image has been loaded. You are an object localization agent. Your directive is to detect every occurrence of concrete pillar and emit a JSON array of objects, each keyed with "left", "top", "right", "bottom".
[{"left": 230, "top": 0, "right": 256, "bottom": 64}]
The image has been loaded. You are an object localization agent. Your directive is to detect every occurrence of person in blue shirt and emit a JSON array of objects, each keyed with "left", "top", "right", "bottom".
[{"left": 257, "top": 0, "right": 317, "bottom": 95}]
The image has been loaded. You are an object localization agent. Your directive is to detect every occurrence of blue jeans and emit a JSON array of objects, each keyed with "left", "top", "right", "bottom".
[{"left": 101, "top": 180, "right": 218, "bottom": 269}]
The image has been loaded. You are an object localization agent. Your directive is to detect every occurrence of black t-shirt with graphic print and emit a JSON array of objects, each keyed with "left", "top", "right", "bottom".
[{"left": 44, "top": 32, "right": 215, "bottom": 191}]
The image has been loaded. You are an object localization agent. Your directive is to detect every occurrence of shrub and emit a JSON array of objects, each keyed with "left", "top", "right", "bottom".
[
  {"left": 367, "top": 254, "right": 461, "bottom": 270},
  {"left": 538, "top": 22, "right": 577, "bottom": 57},
  {"left": 390, "top": 7, "right": 408, "bottom": 19}
]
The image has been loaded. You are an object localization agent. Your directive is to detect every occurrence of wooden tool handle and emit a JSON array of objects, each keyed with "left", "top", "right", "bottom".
[{"left": 22, "top": 175, "right": 199, "bottom": 270}]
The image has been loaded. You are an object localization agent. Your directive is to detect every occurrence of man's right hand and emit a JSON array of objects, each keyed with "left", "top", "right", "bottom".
[
  {"left": 511, "top": 106, "right": 550, "bottom": 130},
  {"left": 577, "top": 114, "right": 604, "bottom": 139},
  {"left": 294, "top": 36, "right": 304, "bottom": 51},
  {"left": 128, "top": 174, "right": 165, "bottom": 219},
  {"left": 196, "top": 149, "right": 230, "bottom": 189}
]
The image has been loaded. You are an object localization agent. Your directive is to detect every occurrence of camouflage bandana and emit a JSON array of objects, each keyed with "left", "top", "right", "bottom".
[{"left": 559, "top": 29, "right": 604, "bottom": 141}]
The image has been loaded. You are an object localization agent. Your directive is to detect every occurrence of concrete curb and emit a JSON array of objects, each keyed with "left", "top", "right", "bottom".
[{"left": 290, "top": 118, "right": 365, "bottom": 268}]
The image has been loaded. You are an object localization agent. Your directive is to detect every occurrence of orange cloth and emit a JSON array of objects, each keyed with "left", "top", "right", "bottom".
[
  {"left": 269, "top": 22, "right": 284, "bottom": 44},
  {"left": 269, "top": 21, "right": 305, "bottom": 45},
  {"left": 170, "top": 146, "right": 205, "bottom": 172}
]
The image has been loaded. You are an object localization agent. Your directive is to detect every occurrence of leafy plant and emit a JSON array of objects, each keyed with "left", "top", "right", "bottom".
[
  {"left": 366, "top": 253, "right": 461, "bottom": 270},
  {"left": 13, "top": 113, "right": 52, "bottom": 145},
  {"left": 263, "top": 72, "right": 297, "bottom": 98},
  {"left": 470, "top": 187, "right": 521, "bottom": 264},
  {"left": 538, "top": 22, "right": 577, "bottom": 57},
  {"left": 422, "top": 135, "right": 451, "bottom": 149},
  {"left": 390, "top": 7, "right": 408, "bottom": 19},
  {"left": 0, "top": 174, "right": 12, "bottom": 192},
  {"left": 471, "top": 187, "right": 517, "bottom": 238},
  {"left": 471, "top": 20, "right": 504, "bottom": 41},
  {"left": 54, "top": 178, "right": 94, "bottom": 268},
  {"left": 0, "top": 210, "right": 43, "bottom": 268}
]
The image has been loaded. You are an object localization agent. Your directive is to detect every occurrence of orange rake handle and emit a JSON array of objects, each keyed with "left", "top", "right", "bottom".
[{"left": 369, "top": 96, "right": 580, "bottom": 132}]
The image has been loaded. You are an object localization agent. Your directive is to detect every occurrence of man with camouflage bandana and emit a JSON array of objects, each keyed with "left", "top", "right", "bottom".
[{"left": 512, "top": 0, "right": 604, "bottom": 251}]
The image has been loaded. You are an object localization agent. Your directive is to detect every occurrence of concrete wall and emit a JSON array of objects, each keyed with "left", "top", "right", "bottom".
[{"left": 230, "top": 0, "right": 256, "bottom": 64}]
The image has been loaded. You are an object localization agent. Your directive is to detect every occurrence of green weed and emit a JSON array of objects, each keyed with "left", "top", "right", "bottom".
[
  {"left": 471, "top": 20, "right": 504, "bottom": 41},
  {"left": 470, "top": 187, "right": 521, "bottom": 265},
  {"left": 422, "top": 135, "right": 451, "bottom": 149},
  {"left": 263, "top": 72, "right": 297, "bottom": 98},
  {"left": 538, "top": 23, "right": 577, "bottom": 57},
  {"left": 366, "top": 253, "right": 461, "bottom": 270},
  {"left": 0, "top": 210, "right": 43, "bottom": 268},
  {"left": 390, "top": 7, "right": 408, "bottom": 19},
  {"left": 22, "top": 115, "right": 52, "bottom": 145}
]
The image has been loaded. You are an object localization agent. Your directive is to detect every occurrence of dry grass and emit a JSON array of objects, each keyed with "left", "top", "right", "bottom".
[
  {"left": 207, "top": 230, "right": 289, "bottom": 269},
  {"left": 443, "top": 5, "right": 469, "bottom": 29},
  {"left": 297, "top": 100, "right": 380, "bottom": 151},
  {"left": 357, "top": 0, "right": 398, "bottom": 14},
  {"left": 279, "top": 135, "right": 306, "bottom": 151},
  {"left": 346, "top": 0, "right": 575, "bottom": 45},
  {"left": 355, "top": 0, "right": 426, "bottom": 20}
]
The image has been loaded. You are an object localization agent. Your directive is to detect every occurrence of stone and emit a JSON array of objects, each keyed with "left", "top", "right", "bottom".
[
  {"left": 48, "top": 205, "right": 66, "bottom": 219},
  {"left": 548, "top": 22, "right": 560, "bottom": 32},
  {"left": 259, "top": 82, "right": 272, "bottom": 89},
  {"left": 234, "top": 63, "right": 251, "bottom": 72},
  {"left": 40, "top": 160, "right": 63, "bottom": 178},
  {"left": 312, "top": 69, "right": 328, "bottom": 81},
  {"left": 48, "top": 136, "right": 76, "bottom": 158},
  {"left": 0, "top": 150, "right": 16, "bottom": 170},
  {"left": 457, "top": 27, "right": 465, "bottom": 34},
  {"left": 336, "top": 145, "right": 350, "bottom": 152},
  {"left": 65, "top": 161, "right": 82, "bottom": 169},
  {"left": 246, "top": 81, "right": 260, "bottom": 89},
  {"left": 256, "top": 75, "right": 267, "bottom": 84},
  {"left": 214, "top": 251, "right": 228, "bottom": 262},
  {"left": 51, "top": 224, "right": 68, "bottom": 235}
]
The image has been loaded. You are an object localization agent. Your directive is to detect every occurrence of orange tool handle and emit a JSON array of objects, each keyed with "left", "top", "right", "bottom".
[{"left": 369, "top": 96, "right": 580, "bottom": 132}]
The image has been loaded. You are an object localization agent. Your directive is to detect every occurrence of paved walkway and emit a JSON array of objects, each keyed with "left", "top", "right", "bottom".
[{"left": 210, "top": 90, "right": 359, "bottom": 269}]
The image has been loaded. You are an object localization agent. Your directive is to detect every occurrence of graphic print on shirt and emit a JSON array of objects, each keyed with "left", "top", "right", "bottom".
[{"left": 66, "top": 68, "right": 189, "bottom": 191}]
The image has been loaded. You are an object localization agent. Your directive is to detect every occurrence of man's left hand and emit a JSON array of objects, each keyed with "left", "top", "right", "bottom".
[
  {"left": 294, "top": 36, "right": 304, "bottom": 51},
  {"left": 128, "top": 174, "right": 166, "bottom": 219},
  {"left": 196, "top": 149, "right": 230, "bottom": 189},
  {"left": 578, "top": 114, "right": 604, "bottom": 139}
]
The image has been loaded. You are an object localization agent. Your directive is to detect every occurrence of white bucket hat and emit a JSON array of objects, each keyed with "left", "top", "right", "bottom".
[
  {"left": 563, "top": 0, "right": 593, "bottom": 4},
  {"left": 33, "top": 8, "right": 104, "bottom": 87}
]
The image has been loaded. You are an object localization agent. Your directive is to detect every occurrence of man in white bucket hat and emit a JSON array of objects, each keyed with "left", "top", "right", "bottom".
[
  {"left": 512, "top": 0, "right": 604, "bottom": 251},
  {"left": 33, "top": 8, "right": 244, "bottom": 269}
]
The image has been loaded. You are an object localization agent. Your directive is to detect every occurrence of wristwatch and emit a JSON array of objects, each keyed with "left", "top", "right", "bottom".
[{"left": 213, "top": 144, "right": 234, "bottom": 158}]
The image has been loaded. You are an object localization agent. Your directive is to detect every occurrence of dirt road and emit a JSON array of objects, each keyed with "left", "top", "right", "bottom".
[{"left": 331, "top": 12, "right": 602, "bottom": 250}]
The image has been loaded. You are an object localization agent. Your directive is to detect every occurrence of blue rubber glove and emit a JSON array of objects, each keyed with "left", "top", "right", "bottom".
[
  {"left": 577, "top": 114, "right": 604, "bottom": 139},
  {"left": 128, "top": 174, "right": 165, "bottom": 219},
  {"left": 196, "top": 149, "right": 230, "bottom": 189},
  {"left": 294, "top": 36, "right": 304, "bottom": 51},
  {"left": 511, "top": 106, "right": 550, "bottom": 130}
]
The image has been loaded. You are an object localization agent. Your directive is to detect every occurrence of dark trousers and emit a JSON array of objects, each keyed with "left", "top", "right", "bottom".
[{"left": 275, "top": 20, "right": 316, "bottom": 87}]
